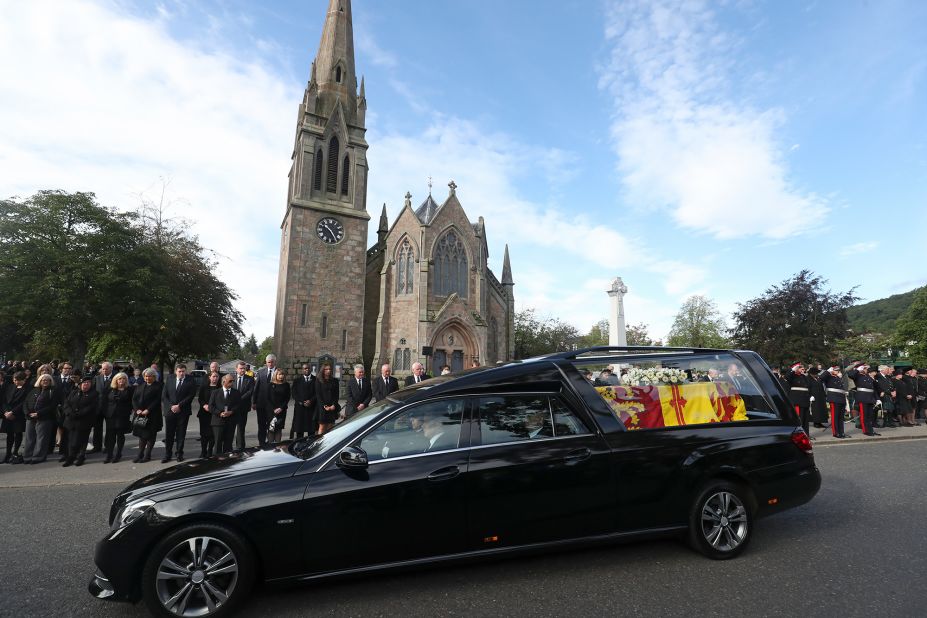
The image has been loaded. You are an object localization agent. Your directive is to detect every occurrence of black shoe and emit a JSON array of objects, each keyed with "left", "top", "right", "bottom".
[
  {"left": 62, "top": 460, "right": 73, "bottom": 467},
  {"left": 176, "top": 454, "right": 185, "bottom": 463},
  {"left": 132, "top": 454, "right": 142, "bottom": 463},
  {"left": 103, "top": 456, "right": 112, "bottom": 464},
  {"left": 835, "top": 434, "right": 847, "bottom": 439},
  {"left": 160, "top": 457, "right": 171, "bottom": 463},
  {"left": 86, "top": 448, "right": 100, "bottom": 455},
  {"left": 11, "top": 455, "right": 23, "bottom": 465},
  {"left": 113, "top": 454, "right": 122, "bottom": 463},
  {"left": 813, "top": 423, "right": 825, "bottom": 428},
  {"left": 58, "top": 455, "right": 67, "bottom": 462},
  {"left": 75, "top": 459, "right": 85, "bottom": 466},
  {"left": 870, "top": 431, "right": 881, "bottom": 436}
]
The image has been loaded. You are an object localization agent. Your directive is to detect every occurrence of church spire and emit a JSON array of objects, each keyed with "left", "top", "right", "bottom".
[
  {"left": 314, "top": 0, "right": 357, "bottom": 107},
  {"left": 501, "top": 244, "right": 513, "bottom": 285},
  {"left": 377, "top": 203, "right": 388, "bottom": 243}
]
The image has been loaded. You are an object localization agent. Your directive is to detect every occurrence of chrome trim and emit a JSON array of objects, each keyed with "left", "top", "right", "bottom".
[
  {"left": 467, "top": 433, "right": 590, "bottom": 452},
  {"left": 367, "top": 447, "right": 469, "bottom": 466}
]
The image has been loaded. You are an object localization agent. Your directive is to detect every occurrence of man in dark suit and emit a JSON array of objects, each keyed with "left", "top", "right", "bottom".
[
  {"left": 372, "top": 363, "right": 400, "bottom": 402},
  {"left": 231, "top": 361, "right": 255, "bottom": 450},
  {"left": 404, "top": 362, "right": 432, "bottom": 386},
  {"left": 160, "top": 363, "right": 197, "bottom": 462},
  {"left": 345, "top": 364, "right": 372, "bottom": 418},
  {"left": 88, "top": 361, "right": 113, "bottom": 454},
  {"left": 291, "top": 364, "right": 316, "bottom": 438},
  {"left": 209, "top": 374, "right": 241, "bottom": 455},
  {"left": 252, "top": 354, "right": 278, "bottom": 448}
]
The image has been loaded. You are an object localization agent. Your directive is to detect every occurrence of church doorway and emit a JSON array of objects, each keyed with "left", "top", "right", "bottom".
[{"left": 430, "top": 321, "right": 477, "bottom": 374}]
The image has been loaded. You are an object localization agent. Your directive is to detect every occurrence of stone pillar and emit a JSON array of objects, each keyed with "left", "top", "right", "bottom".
[{"left": 607, "top": 277, "right": 628, "bottom": 347}]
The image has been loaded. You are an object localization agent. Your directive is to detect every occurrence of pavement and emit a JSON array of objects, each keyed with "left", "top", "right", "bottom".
[{"left": 808, "top": 415, "right": 927, "bottom": 445}]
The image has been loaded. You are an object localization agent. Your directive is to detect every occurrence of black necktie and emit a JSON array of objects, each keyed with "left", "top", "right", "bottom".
[
  {"left": 237, "top": 377, "right": 242, "bottom": 390},
  {"left": 225, "top": 389, "right": 229, "bottom": 398}
]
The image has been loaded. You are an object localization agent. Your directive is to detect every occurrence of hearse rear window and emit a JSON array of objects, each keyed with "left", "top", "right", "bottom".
[{"left": 574, "top": 353, "right": 779, "bottom": 430}]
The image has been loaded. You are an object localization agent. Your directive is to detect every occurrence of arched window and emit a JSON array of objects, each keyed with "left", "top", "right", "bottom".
[
  {"left": 396, "top": 239, "right": 415, "bottom": 295},
  {"left": 313, "top": 148, "right": 323, "bottom": 191},
  {"left": 326, "top": 135, "right": 339, "bottom": 192},
  {"left": 433, "top": 230, "right": 468, "bottom": 298},
  {"left": 394, "top": 348, "right": 402, "bottom": 369},
  {"left": 335, "top": 66, "right": 342, "bottom": 83},
  {"left": 402, "top": 348, "right": 411, "bottom": 371},
  {"left": 341, "top": 154, "right": 350, "bottom": 195}
]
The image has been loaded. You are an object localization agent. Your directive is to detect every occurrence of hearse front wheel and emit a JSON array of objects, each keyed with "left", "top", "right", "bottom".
[
  {"left": 141, "top": 523, "right": 255, "bottom": 618},
  {"left": 688, "top": 480, "right": 753, "bottom": 559}
]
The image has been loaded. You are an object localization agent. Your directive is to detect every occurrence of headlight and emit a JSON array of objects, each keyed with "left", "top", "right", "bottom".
[{"left": 114, "top": 499, "right": 155, "bottom": 529}]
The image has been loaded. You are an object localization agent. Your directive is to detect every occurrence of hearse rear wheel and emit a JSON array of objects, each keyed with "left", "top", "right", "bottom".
[{"left": 688, "top": 480, "right": 753, "bottom": 559}]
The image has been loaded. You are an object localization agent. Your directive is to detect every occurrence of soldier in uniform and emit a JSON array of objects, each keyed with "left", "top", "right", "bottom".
[
  {"left": 808, "top": 367, "right": 828, "bottom": 429},
  {"left": 846, "top": 362, "right": 880, "bottom": 436},
  {"left": 917, "top": 368, "right": 927, "bottom": 423},
  {"left": 874, "top": 365, "right": 898, "bottom": 428},
  {"left": 785, "top": 362, "right": 812, "bottom": 434},
  {"left": 820, "top": 365, "right": 847, "bottom": 438}
]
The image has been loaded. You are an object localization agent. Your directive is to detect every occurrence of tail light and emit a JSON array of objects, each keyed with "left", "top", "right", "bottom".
[{"left": 790, "top": 428, "right": 813, "bottom": 453}]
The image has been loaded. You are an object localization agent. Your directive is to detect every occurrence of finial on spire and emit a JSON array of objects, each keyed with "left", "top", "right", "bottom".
[
  {"left": 404, "top": 191, "right": 412, "bottom": 209},
  {"left": 427, "top": 176, "right": 432, "bottom": 195},
  {"left": 448, "top": 180, "right": 457, "bottom": 196},
  {"left": 501, "top": 244, "right": 513, "bottom": 285}
]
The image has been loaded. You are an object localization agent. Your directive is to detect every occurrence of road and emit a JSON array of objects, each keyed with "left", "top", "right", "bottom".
[{"left": 1, "top": 439, "right": 925, "bottom": 617}]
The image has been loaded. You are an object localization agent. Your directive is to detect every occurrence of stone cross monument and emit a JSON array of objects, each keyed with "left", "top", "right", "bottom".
[{"left": 607, "top": 277, "right": 628, "bottom": 346}]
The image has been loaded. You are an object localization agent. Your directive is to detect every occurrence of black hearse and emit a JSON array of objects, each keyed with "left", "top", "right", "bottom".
[{"left": 90, "top": 347, "right": 820, "bottom": 617}]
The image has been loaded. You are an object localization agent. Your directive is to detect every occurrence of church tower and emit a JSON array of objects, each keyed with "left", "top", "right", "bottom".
[{"left": 274, "top": 0, "right": 369, "bottom": 372}]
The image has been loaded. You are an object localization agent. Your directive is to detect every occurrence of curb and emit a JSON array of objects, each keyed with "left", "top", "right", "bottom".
[{"left": 814, "top": 433, "right": 927, "bottom": 447}]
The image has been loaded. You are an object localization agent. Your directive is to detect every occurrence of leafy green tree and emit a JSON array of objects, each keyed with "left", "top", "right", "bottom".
[
  {"left": 513, "top": 308, "right": 580, "bottom": 358},
  {"left": 255, "top": 336, "right": 274, "bottom": 363},
  {"left": 667, "top": 295, "right": 729, "bottom": 348},
  {"left": 0, "top": 190, "right": 244, "bottom": 366},
  {"left": 0, "top": 191, "right": 144, "bottom": 362},
  {"left": 832, "top": 333, "right": 894, "bottom": 365},
  {"left": 243, "top": 333, "right": 260, "bottom": 358},
  {"left": 578, "top": 319, "right": 609, "bottom": 348},
  {"left": 731, "top": 270, "right": 858, "bottom": 368},
  {"left": 627, "top": 322, "right": 661, "bottom": 346},
  {"left": 894, "top": 287, "right": 927, "bottom": 367}
]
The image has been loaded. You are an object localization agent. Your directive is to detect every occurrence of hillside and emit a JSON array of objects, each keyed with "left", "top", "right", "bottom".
[{"left": 846, "top": 287, "right": 921, "bottom": 334}]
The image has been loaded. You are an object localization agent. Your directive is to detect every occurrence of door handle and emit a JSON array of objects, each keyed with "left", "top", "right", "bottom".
[
  {"left": 563, "top": 448, "right": 591, "bottom": 465},
  {"left": 427, "top": 465, "right": 460, "bottom": 481}
]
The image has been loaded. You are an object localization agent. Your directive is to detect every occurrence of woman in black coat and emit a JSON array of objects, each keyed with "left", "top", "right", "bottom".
[
  {"left": 2, "top": 371, "right": 29, "bottom": 464},
  {"left": 315, "top": 363, "right": 340, "bottom": 435},
  {"left": 23, "top": 374, "right": 57, "bottom": 464},
  {"left": 291, "top": 366, "right": 316, "bottom": 439},
  {"left": 63, "top": 375, "right": 99, "bottom": 466},
  {"left": 197, "top": 372, "right": 221, "bottom": 458},
  {"left": 104, "top": 373, "right": 135, "bottom": 463},
  {"left": 131, "top": 368, "right": 163, "bottom": 463},
  {"left": 268, "top": 370, "right": 291, "bottom": 443}
]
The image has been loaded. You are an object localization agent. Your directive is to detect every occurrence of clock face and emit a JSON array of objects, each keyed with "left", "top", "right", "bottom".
[{"left": 316, "top": 217, "right": 345, "bottom": 244}]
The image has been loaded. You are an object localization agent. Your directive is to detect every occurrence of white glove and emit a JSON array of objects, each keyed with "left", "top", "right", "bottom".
[
  {"left": 809, "top": 396, "right": 815, "bottom": 403},
  {"left": 875, "top": 400, "right": 882, "bottom": 409}
]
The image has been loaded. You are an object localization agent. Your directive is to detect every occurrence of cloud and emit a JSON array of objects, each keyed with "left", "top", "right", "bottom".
[
  {"left": 0, "top": 0, "right": 296, "bottom": 339},
  {"left": 600, "top": 0, "right": 826, "bottom": 240},
  {"left": 840, "top": 241, "right": 878, "bottom": 257}
]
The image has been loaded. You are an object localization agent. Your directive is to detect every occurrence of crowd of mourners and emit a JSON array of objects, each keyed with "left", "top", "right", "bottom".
[{"left": 0, "top": 354, "right": 447, "bottom": 467}]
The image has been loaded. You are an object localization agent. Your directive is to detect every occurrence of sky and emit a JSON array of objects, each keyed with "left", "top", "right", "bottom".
[{"left": 2, "top": 0, "right": 926, "bottom": 344}]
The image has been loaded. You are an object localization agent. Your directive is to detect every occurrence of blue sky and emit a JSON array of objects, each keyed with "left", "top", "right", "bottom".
[{"left": 2, "top": 0, "right": 925, "bottom": 342}]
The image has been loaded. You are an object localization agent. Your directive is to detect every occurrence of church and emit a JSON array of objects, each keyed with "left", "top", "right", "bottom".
[{"left": 273, "top": 0, "right": 514, "bottom": 379}]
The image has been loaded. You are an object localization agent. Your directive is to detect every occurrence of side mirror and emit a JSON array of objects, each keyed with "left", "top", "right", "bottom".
[{"left": 337, "top": 446, "right": 369, "bottom": 469}]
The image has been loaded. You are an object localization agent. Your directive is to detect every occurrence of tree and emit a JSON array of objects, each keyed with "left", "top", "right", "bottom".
[
  {"left": 243, "top": 333, "right": 259, "bottom": 357},
  {"left": 513, "top": 308, "right": 580, "bottom": 358},
  {"left": 578, "top": 319, "right": 609, "bottom": 348},
  {"left": 731, "top": 270, "right": 858, "bottom": 368},
  {"left": 0, "top": 190, "right": 244, "bottom": 366},
  {"left": 627, "top": 322, "right": 661, "bottom": 346},
  {"left": 894, "top": 287, "right": 927, "bottom": 367},
  {"left": 832, "top": 333, "right": 894, "bottom": 365},
  {"left": 667, "top": 295, "right": 729, "bottom": 348},
  {"left": 255, "top": 336, "right": 274, "bottom": 364}
]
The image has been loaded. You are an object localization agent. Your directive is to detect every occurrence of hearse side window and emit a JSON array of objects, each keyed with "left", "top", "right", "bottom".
[
  {"left": 574, "top": 353, "right": 779, "bottom": 431},
  {"left": 360, "top": 398, "right": 465, "bottom": 462},
  {"left": 477, "top": 395, "right": 590, "bottom": 446}
]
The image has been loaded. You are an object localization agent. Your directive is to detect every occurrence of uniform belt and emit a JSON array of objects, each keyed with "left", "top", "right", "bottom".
[
  {"left": 857, "top": 387, "right": 874, "bottom": 393},
  {"left": 790, "top": 387, "right": 809, "bottom": 391},
  {"left": 826, "top": 388, "right": 847, "bottom": 394}
]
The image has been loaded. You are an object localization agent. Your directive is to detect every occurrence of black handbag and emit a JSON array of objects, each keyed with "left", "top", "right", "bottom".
[{"left": 132, "top": 413, "right": 149, "bottom": 429}]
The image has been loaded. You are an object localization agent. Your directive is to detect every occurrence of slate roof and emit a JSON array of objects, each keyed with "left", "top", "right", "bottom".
[{"left": 414, "top": 194, "right": 440, "bottom": 224}]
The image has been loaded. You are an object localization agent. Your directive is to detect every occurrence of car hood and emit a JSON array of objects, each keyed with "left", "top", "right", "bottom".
[{"left": 114, "top": 443, "right": 305, "bottom": 507}]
